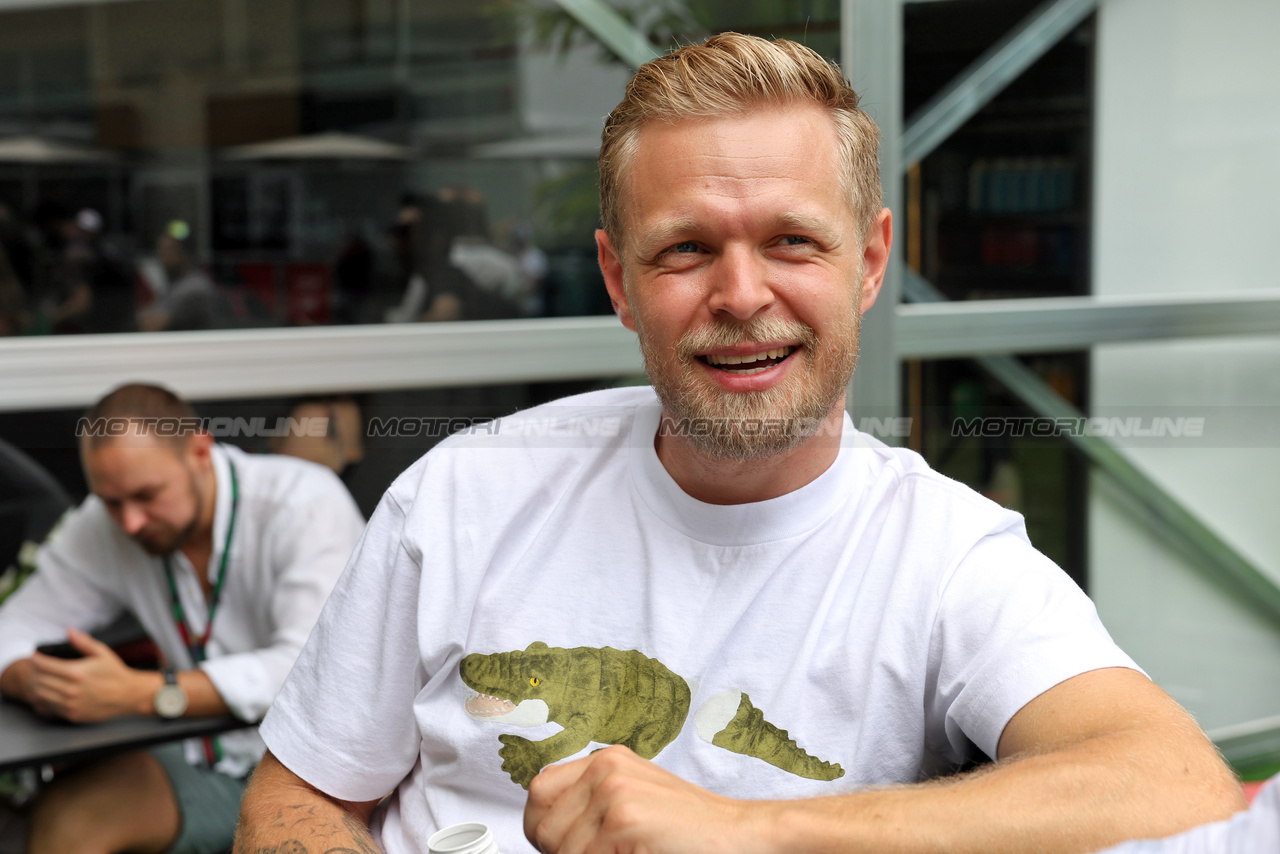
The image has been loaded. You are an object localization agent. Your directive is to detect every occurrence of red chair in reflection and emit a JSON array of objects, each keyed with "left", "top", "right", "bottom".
[
  {"left": 286, "top": 263, "right": 331, "bottom": 325},
  {"left": 236, "top": 262, "right": 278, "bottom": 317}
]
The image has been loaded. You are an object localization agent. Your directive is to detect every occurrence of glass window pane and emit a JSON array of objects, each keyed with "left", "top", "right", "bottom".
[{"left": 0, "top": 0, "right": 837, "bottom": 337}]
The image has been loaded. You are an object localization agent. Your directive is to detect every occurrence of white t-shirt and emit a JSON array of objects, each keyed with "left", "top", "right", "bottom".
[
  {"left": 0, "top": 444, "right": 365, "bottom": 777},
  {"left": 261, "top": 387, "right": 1138, "bottom": 854}
]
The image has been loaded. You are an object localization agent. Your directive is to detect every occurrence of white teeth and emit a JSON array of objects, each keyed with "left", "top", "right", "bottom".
[{"left": 706, "top": 346, "right": 793, "bottom": 367}]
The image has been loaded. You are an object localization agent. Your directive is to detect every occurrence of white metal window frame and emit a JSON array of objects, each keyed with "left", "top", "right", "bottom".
[{"left": 6, "top": 291, "right": 1280, "bottom": 411}]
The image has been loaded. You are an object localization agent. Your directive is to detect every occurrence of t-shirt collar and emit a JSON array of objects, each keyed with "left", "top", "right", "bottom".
[{"left": 627, "top": 402, "right": 870, "bottom": 546}]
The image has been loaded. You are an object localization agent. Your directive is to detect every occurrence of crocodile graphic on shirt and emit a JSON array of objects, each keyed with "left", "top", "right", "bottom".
[{"left": 459, "top": 642, "right": 845, "bottom": 789}]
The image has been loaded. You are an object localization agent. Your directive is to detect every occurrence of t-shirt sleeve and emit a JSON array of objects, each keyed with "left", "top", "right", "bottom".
[
  {"left": 258, "top": 487, "right": 425, "bottom": 803},
  {"left": 928, "top": 523, "right": 1142, "bottom": 762}
]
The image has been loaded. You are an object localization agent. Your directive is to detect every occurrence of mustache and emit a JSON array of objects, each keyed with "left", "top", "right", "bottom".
[{"left": 674, "top": 316, "right": 819, "bottom": 360}]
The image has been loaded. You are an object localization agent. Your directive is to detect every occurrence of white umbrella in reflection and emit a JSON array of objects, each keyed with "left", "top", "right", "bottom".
[
  {"left": 0, "top": 136, "right": 117, "bottom": 164},
  {"left": 222, "top": 132, "right": 413, "bottom": 162}
]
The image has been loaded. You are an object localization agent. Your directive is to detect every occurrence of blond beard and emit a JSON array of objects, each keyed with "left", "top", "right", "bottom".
[{"left": 637, "top": 298, "right": 862, "bottom": 461}]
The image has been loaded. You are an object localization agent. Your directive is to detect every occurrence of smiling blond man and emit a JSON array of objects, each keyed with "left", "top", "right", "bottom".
[{"left": 236, "top": 34, "right": 1243, "bottom": 854}]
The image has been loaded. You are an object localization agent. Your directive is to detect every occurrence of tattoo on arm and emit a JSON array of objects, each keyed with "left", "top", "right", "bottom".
[
  {"left": 267, "top": 804, "right": 320, "bottom": 831},
  {"left": 250, "top": 842, "right": 309, "bottom": 854},
  {"left": 237, "top": 801, "right": 381, "bottom": 854},
  {"left": 244, "top": 836, "right": 372, "bottom": 854}
]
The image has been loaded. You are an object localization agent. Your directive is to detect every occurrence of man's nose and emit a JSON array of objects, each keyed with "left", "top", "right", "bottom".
[
  {"left": 119, "top": 503, "right": 147, "bottom": 535},
  {"left": 706, "top": 247, "right": 775, "bottom": 320}
]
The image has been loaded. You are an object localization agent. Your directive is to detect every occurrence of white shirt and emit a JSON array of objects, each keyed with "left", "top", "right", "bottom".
[
  {"left": 0, "top": 444, "right": 365, "bottom": 776},
  {"left": 262, "top": 387, "right": 1137, "bottom": 853}
]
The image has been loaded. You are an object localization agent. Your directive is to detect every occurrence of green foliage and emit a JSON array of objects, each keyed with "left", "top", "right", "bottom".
[
  {"left": 0, "top": 769, "right": 33, "bottom": 803},
  {"left": 0, "top": 511, "right": 68, "bottom": 606},
  {"left": 533, "top": 163, "right": 602, "bottom": 249},
  {"left": 1234, "top": 757, "right": 1280, "bottom": 783},
  {"left": 0, "top": 541, "right": 38, "bottom": 607},
  {"left": 485, "top": 0, "right": 707, "bottom": 65},
  {"left": 481, "top": 1, "right": 840, "bottom": 249}
]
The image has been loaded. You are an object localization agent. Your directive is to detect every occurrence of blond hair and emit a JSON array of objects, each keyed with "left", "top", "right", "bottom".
[{"left": 598, "top": 32, "right": 882, "bottom": 247}]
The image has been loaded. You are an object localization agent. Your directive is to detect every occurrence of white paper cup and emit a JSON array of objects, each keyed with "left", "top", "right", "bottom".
[{"left": 427, "top": 822, "right": 500, "bottom": 854}]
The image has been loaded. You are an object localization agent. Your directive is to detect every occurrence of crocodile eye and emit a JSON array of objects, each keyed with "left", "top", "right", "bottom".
[{"left": 529, "top": 677, "right": 540, "bottom": 687}]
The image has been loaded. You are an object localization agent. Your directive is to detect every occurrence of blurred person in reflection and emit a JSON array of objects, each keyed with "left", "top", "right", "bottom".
[
  {"left": 446, "top": 187, "right": 529, "bottom": 318},
  {"left": 236, "top": 34, "right": 1244, "bottom": 854},
  {"left": 73, "top": 209, "right": 137, "bottom": 334},
  {"left": 333, "top": 232, "right": 374, "bottom": 325},
  {"left": 384, "top": 190, "right": 523, "bottom": 323},
  {"left": 32, "top": 201, "right": 91, "bottom": 334},
  {"left": 26, "top": 205, "right": 133, "bottom": 333},
  {"left": 0, "top": 383, "right": 364, "bottom": 854},
  {"left": 138, "top": 221, "right": 217, "bottom": 332},
  {"left": 384, "top": 193, "right": 463, "bottom": 323}
]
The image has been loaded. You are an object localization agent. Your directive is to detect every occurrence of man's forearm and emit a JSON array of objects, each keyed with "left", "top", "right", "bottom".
[
  {"left": 121, "top": 668, "right": 234, "bottom": 717},
  {"left": 525, "top": 718, "right": 1244, "bottom": 854},
  {"left": 759, "top": 728, "right": 1244, "bottom": 854},
  {"left": 0, "top": 659, "right": 34, "bottom": 704},
  {"left": 8, "top": 643, "right": 235, "bottom": 721},
  {"left": 236, "top": 751, "right": 383, "bottom": 854},
  {"left": 175, "top": 668, "right": 234, "bottom": 717}
]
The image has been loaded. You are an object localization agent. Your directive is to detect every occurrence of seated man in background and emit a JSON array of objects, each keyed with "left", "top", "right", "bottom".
[
  {"left": 0, "top": 383, "right": 365, "bottom": 854},
  {"left": 137, "top": 223, "right": 218, "bottom": 332},
  {"left": 236, "top": 34, "right": 1244, "bottom": 854}
]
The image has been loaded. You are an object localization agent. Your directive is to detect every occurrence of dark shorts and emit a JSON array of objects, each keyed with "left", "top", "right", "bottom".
[{"left": 149, "top": 744, "right": 249, "bottom": 854}]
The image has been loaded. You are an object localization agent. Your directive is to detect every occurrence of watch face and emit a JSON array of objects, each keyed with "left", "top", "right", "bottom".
[{"left": 155, "top": 684, "right": 188, "bottom": 719}]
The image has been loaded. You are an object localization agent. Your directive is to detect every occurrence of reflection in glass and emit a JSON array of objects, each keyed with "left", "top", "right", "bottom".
[{"left": 0, "top": 0, "right": 840, "bottom": 335}]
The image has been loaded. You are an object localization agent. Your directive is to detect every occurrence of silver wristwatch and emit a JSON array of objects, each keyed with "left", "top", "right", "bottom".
[{"left": 154, "top": 666, "right": 188, "bottom": 719}]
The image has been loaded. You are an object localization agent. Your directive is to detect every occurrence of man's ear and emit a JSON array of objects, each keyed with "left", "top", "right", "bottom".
[
  {"left": 858, "top": 208, "right": 894, "bottom": 313},
  {"left": 183, "top": 431, "right": 215, "bottom": 470},
  {"left": 596, "top": 229, "right": 636, "bottom": 332}
]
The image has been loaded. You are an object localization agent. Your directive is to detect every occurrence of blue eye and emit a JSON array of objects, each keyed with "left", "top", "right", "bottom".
[
  {"left": 673, "top": 241, "right": 700, "bottom": 253},
  {"left": 780, "top": 235, "right": 809, "bottom": 245}
]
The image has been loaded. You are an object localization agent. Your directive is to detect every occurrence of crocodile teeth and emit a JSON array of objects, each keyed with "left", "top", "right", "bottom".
[{"left": 465, "top": 692, "right": 518, "bottom": 717}]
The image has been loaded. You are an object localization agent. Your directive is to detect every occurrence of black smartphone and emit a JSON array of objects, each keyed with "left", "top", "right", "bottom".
[{"left": 35, "top": 641, "right": 83, "bottom": 660}]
